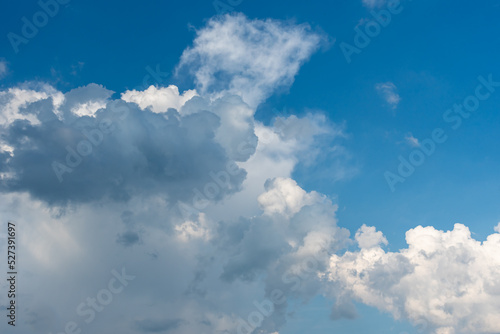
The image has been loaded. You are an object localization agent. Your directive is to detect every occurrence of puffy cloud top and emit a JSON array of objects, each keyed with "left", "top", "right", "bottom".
[
  {"left": 328, "top": 223, "right": 500, "bottom": 334},
  {"left": 355, "top": 224, "right": 388, "bottom": 249},
  {"left": 121, "top": 85, "right": 197, "bottom": 113},
  {"left": 258, "top": 177, "right": 320, "bottom": 218},
  {"left": 0, "top": 84, "right": 249, "bottom": 205}
]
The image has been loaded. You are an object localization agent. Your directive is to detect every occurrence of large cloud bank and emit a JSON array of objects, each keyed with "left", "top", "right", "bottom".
[{"left": 0, "top": 13, "right": 498, "bottom": 334}]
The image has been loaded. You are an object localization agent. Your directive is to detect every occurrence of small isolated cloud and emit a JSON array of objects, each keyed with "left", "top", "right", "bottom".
[
  {"left": 375, "top": 82, "right": 401, "bottom": 109},
  {"left": 405, "top": 133, "right": 420, "bottom": 147},
  {"left": 362, "top": 0, "right": 387, "bottom": 9},
  {"left": 0, "top": 60, "right": 7, "bottom": 78}
]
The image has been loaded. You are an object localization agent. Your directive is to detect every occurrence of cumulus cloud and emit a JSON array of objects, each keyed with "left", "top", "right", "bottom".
[
  {"left": 0, "top": 14, "right": 348, "bottom": 334},
  {"left": 0, "top": 83, "right": 64, "bottom": 126},
  {"left": 355, "top": 224, "right": 388, "bottom": 249},
  {"left": 327, "top": 223, "right": 500, "bottom": 334},
  {"left": 376, "top": 82, "right": 401, "bottom": 109},
  {"left": 121, "top": 85, "right": 197, "bottom": 113},
  {"left": 207, "top": 177, "right": 350, "bottom": 333},
  {"left": 192, "top": 111, "right": 349, "bottom": 228},
  {"left": 177, "top": 13, "right": 324, "bottom": 108},
  {"left": 63, "top": 84, "right": 114, "bottom": 118},
  {"left": 258, "top": 177, "right": 320, "bottom": 218},
  {"left": 0, "top": 176, "right": 349, "bottom": 334},
  {"left": 0, "top": 85, "right": 249, "bottom": 205}
]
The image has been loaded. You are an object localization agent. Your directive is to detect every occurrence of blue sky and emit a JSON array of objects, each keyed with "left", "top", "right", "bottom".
[{"left": 1, "top": 1, "right": 500, "bottom": 334}]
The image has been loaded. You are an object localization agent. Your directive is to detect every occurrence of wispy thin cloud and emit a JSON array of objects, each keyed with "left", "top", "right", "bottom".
[
  {"left": 0, "top": 60, "right": 8, "bottom": 79},
  {"left": 405, "top": 133, "right": 420, "bottom": 147},
  {"left": 375, "top": 81, "right": 400, "bottom": 109}
]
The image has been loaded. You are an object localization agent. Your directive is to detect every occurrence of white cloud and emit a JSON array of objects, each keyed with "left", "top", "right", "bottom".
[
  {"left": 0, "top": 173, "right": 349, "bottom": 334},
  {"left": 121, "top": 85, "right": 197, "bottom": 113},
  {"left": 0, "top": 14, "right": 342, "bottom": 333},
  {"left": 1, "top": 76, "right": 496, "bottom": 334},
  {"left": 405, "top": 133, "right": 420, "bottom": 147},
  {"left": 181, "top": 94, "right": 257, "bottom": 162},
  {"left": 175, "top": 213, "right": 211, "bottom": 242},
  {"left": 355, "top": 224, "right": 388, "bottom": 249},
  {"left": 327, "top": 223, "right": 500, "bottom": 334},
  {"left": 70, "top": 100, "right": 107, "bottom": 117},
  {"left": 123, "top": 85, "right": 256, "bottom": 163},
  {"left": 61, "top": 84, "right": 114, "bottom": 119},
  {"left": 376, "top": 82, "right": 401, "bottom": 109},
  {"left": 258, "top": 177, "right": 320, "bottom": 218},
  {"left": 0, "top": 84, "right": 64, "bottom": 127},
  {"left": 177, "top": 14, "right": 323, "bottom": 108},
  {"left": 209, "top": 112, "right": 347, "bottom": 222}
]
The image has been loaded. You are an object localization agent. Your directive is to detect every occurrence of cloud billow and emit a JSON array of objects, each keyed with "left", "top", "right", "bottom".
[
  {"left": 0, "top": 86, "right": 248, "bottom": 205},
  {"left": 327, "top": 223, "right": 500, "bottom": 334}
]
